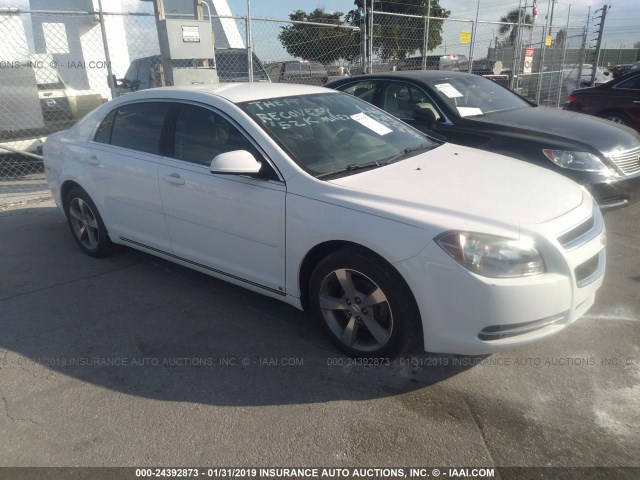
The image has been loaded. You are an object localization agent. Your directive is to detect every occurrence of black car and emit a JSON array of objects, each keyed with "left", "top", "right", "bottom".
[{"left": 326, "top": 71, "right": 640, "bottom": 210}]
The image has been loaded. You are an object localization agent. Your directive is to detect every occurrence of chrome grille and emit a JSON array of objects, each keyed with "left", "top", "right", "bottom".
[{"left": 607, "top": 146, "right": 640, "bottom": 176}]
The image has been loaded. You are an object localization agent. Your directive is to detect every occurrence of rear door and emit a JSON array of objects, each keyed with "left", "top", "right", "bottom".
[{"left": 90, "top": 101, "right": 172, "bottom": 251}]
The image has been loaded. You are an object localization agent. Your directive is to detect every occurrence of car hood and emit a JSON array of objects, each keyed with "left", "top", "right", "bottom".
[
  {"left": 327, "top": 143, "right": 584, "bottom": 228},
  {"left": 471, "top": 107, "right": 640, "bottom": 153}
]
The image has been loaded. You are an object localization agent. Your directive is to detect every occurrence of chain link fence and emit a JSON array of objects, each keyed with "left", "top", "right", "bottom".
[{"left": 1, "top": 7, "right": 638, "bottom": 207}]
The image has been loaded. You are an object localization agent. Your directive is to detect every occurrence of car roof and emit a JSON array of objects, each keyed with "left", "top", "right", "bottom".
[
  {"left": 116, "top": 82, "right": 335, "bottom": 103},
  {"left": 329, "top": 70, "right": 476, "bottom": 82}
]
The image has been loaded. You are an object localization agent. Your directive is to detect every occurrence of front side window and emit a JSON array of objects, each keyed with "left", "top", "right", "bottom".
[
  {"left": 239, "top": 92, "right": 435, "bottom": 178},
  {"left": 173, "top": 104, "right": 260, "bottom": 166},
  {"left": 109, "top": 102, "right": 169, "bottom": 154},
  {"left": 383, "top": 82, "right": 441, "bottom": 121}
]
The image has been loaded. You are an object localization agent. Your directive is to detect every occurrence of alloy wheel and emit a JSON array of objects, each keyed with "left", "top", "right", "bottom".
[{"left": 318, "top": 268, "right": 393, "bottom": 352}]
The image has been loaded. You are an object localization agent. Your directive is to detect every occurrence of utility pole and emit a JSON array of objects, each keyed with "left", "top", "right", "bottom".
[
  {"left": 590, "top": 4, "right": 608, "bottom": 86},
  {"left": 576, "top": 6, "right": 590, "bottom": 91},
  {"left": 548, "top": 0, "right": 556, "bottom": 35},
  {"left": 152, "top": 0, "right": 174, "bottom": 86},
  {"left": 193, "top": 0, "right": 203, "bottom": 19},
  {"left": 96, "top": 0, "right": 116, "bottom": 98}
]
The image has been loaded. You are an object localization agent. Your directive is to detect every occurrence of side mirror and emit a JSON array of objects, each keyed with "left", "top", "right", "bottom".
[
  {"left": 603, "top": 71, "right": 610, "bottom": 76},
  {"left": 210, "top": 150, "right": 262, "bottom": 175},
  {"left": 413, "top": 104, "right": 437, "bottom": 126}
]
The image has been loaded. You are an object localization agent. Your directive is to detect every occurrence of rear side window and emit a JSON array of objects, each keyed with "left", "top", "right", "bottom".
[
  {"left": 616, "top": 75, "right": 640, "bottom": 90},
  {"left": 94, "top": 109, "right": 116, "bottom": 144},
  {"left": 109, "top": 102, "right": 169, "bottom": 154}
]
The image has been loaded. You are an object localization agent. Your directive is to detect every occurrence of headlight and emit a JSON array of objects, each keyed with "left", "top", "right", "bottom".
[
  {"left": 436, "top": 232, "right": 545, "bottom": 278},
  {"left": 542, "top": 149, "right": 613, "bottom": 174}
]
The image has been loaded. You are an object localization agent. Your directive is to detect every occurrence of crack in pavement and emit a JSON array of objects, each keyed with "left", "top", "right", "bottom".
[{"left": 2, "top": 396, "right": 38, "bottom": 426}]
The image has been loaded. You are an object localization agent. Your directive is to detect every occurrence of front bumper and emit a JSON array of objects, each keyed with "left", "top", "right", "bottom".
[
  {"left": 394, "top": 200, "right": 606, "bottom": 355},
  {"left": 586, "top": 173, "right": 640, "bottom": 211}
]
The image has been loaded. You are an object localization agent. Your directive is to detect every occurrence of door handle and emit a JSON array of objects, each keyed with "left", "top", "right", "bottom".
[
  {"left": 86, "top": 155, "right": 100, "bottom": 165},
  {"left": 163, "top": 173, "right": 185, "bottom": 185}
]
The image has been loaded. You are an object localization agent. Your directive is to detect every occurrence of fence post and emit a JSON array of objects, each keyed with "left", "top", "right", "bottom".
[
  {"left": 96, "top": 0, "right": 116, "bottom": 98},
  {"left": 421, "top": 17, "right": 427, "bottom": 69},
  {"left": 535, "top": 25, "right": 547, "bottom": 104},
  {"left": 468, "top": 0, "right": 480, "bottom": 73},
  {"left": 246, "top": 0, "right": 253, "bottom": 82},
  {"left": 510, "top": 1, "right": 523, "bottom": 90},
  {"left": 422, "top": 1, "right": 431, "bottom": 70},
  {"left": 368, "top": 7, "right": 373, "bottom": 72},
  {"left": 556, "top": 5, "right": 571, "bottom": 107}
]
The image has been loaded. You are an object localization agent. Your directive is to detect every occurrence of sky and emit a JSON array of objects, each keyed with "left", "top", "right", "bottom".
[
  {"left": 1, "top": 0, "right": 637, "bottom": 61},
  {"left": 224, "top": 0, "right": 640, "bottom": 50}
]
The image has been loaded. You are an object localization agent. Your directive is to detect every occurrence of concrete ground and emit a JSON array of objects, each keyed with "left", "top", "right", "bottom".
[{"left": 0, "top": 198, "right": 638, "bottom": 469}]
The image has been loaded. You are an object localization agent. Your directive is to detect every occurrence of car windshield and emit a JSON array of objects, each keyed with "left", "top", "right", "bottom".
[
  {"left": 425, "top": 75, "right": 530, "bottom": 116},
  {"left": 239, "top": 93, "right": 435, "bottom": 177}
]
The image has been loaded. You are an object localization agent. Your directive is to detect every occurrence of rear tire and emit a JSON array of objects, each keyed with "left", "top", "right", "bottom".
[
  {"left": 64, "top": 187, "right": 114, "bottom": 257},
  {"left": 309, "top": 247, "right": 421, "bottom": 358},
  {"left": 600, "top": 112, "right": 631, "bottom": 126}
]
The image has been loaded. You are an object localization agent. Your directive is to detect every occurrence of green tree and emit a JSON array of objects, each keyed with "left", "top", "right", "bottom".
[
  {"left": 277, "top": 9, "right": 359, "bottom": 64},
  {"left": 499, "top": 9, "right": 534, "bottom": 46},
  {"left": 346, "top": 0, "right": 451, "bottom": 61}
]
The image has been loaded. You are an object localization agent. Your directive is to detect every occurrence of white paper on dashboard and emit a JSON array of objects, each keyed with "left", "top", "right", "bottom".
[
  {"left": 434, "top": 83, "right": 464, "bottom": 98},
  {"left": 350, "top": 112, "right": 392, "bottom": 135},
  {"left": 457, "top": 107, "right": 484, "bottom": 117}
]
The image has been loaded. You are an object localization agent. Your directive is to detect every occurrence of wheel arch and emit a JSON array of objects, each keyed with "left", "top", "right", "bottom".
[
  {"left": 298, "top": 241, "right": 422, "bottom": 329},
  {"left": 60, "top": 179, "right": 84, "bottom": 215},
  {"left": 597, "top": 109, "right": 631, "bottom": 122}
]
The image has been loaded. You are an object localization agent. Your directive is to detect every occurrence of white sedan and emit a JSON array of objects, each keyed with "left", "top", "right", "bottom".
[{"left": 44, "top": 83, "right": 606, "bottom": 358}]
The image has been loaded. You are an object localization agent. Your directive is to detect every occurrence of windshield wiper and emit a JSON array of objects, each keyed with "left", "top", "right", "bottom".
[
  {"left": 315, "top": 143, "right": 433, "bottom": 180},
  {"left": 383, "top": 143, "right": 434, "bottom": 164},
  {"left": 316, "top": 160, "right": 384, "bottom": 179}
]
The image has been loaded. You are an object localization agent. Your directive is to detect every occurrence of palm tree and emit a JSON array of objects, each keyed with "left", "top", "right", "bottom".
[{"left": 499, "top": 9, "right": 534, "bottom": 46}]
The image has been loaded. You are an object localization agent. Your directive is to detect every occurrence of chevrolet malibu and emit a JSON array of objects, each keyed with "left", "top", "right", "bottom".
[{"left": 44, "top": 84, "right": 606, "bottom": 358}]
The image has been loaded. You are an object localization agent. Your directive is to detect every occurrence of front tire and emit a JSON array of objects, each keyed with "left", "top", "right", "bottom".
[
  {"left": 309, "top": 247, "right": 421, "bottom": 358},
  {"left": 64, "top": 187, "right": 114, "bottom": 257}
]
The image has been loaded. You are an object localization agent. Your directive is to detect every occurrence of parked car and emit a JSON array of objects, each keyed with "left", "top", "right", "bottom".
[
  {"left": 326, "top": 71, "right": 640, "bottom": 210},
  {"left": 0, "top": 65, "right": 104, "bottom": 154},
  {"left": 214, "top": 48, "right": 270, "bottom": 82},
  {"left": 44, "top": 83, "right": 606, "bottom": 358},
  {"left": 564, "top": 68, "right": 640, "bottom": 132},
  {"left": 115, "top": 51, "right": 269, "bottom": 94},
  {"left": 398, "top": 54, "right": 468, "bottom": 71},
  {"left": 611, "top": 63, "right": 634, "bottom": 79},
  {"left": 264, "top": 60, "right": 328, "bottom": 85}
]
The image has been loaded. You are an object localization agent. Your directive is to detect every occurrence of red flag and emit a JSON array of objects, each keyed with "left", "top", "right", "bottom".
[{"left": 533, "top": 0, "right": 539, "bottom": 21}]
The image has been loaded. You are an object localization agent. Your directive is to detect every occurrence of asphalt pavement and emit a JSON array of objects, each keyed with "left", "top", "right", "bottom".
[{"left": 0, "top": 199, "right": 638, "bottom": 469}]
